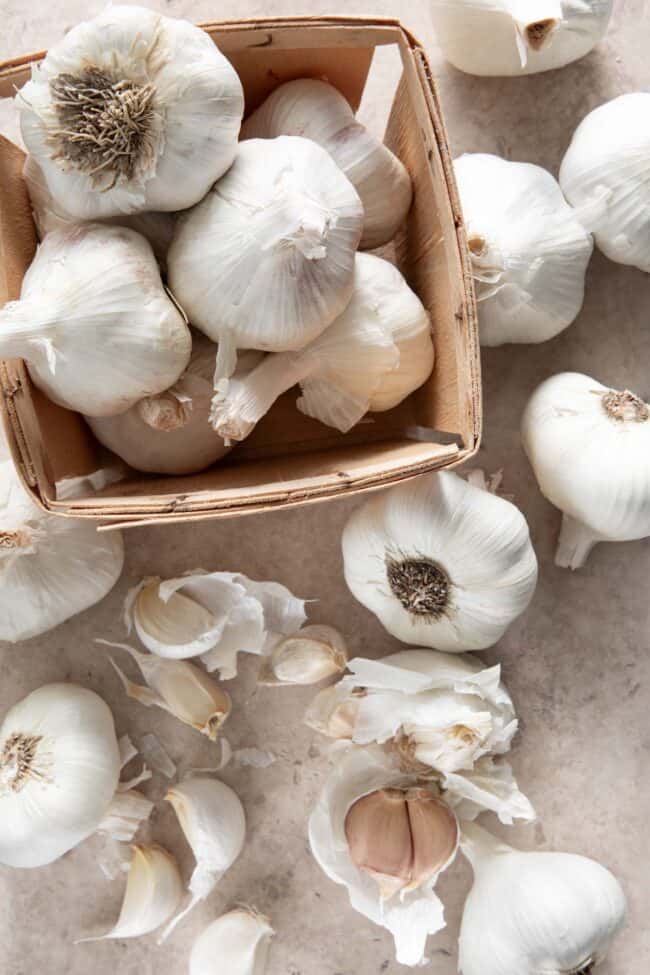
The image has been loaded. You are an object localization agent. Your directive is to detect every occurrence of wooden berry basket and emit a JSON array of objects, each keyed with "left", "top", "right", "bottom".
[{"left": 0, "top": 16, "right": 480, "bottom": 529}]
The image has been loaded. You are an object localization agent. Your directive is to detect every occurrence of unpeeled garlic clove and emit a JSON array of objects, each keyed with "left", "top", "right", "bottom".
[
  {"left": 258, "top": 624, "right": 347, "bottom": 685},
  {"left": 190, "top": 907, "right": 274, "bottom": 975},
  {"left": 304, "top": 684, "right": 365, "bottom": 739},
  {"left": 126, "top": 577, "right": 223, "bottom": 659}
]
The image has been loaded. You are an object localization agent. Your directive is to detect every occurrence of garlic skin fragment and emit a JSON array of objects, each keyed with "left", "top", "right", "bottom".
[
  {"left": 0, "top": 683, "right": 121, "bottom": 869},
  {"left": 342, "top": 471, "right": 538, "bottom": 653},
  {"left": 430, "top": 0, "right": 612, "bottom": 77},
  {"left": 259, "top": 624, "right": 348, "bottom": 685},
  {"left": 168, "top": 136, "right": 364, "bottom": 381},
  {"left": 522, "top": 372, "right": 650, "bottom": 569},
  {"left": 0, "top": 461, "right": 124, "bottom": 643},
  {"left": 190, "top": 908, "right": 274, "bottom": 975},
  {"left": 242, "top": 79, "right": 412, "bottom": 249},
  {"left": 17, "top": 5, "right": 244, "bottom": 218},
  {"left": 559, "top": 93, "right": 650, "bottom": 272},
  {"left": 0, "top": 224, "right": 191, "bottom": 417},
  {"left": 454, "top": 154, "right": 593, "bottom": 346},
  {"left": 458, "top": 822, "right": 626, "bottom": 975}
]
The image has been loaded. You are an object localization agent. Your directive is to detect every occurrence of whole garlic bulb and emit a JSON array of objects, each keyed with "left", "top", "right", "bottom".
[
  {"left": 0, "top": 683, "right": 121, "bottom": 868},
  {"left": 0, "top": 224, "right": 191, "bottom": 417},
  {"left": 559, "top": 93, "right": 650, "bottom": 272},
  {"left": 168, "top": 136, "right": 364, "bottom": 380},
  {"left": 190, "top": 908, "right": 274, "bottom": 975},
  {"left": 431, "top": 0, "right": 613, "bottom": 77},
  {"left": 17, "top": 5, "right": 244, "bottom": 218},
  {"left": 342, "top": 471, "right": 538, "bottom": 652},
  {"left": 241, "top": 79, "right": 412, "bottom": 249},
  {"left": 522, "top": 371, "right": 650, "bottom": 568},
  {"left": 454, "top": 154, "right": 593, "bottom": 346},
  {"left": 0, "top": 460, "right": 124, "bottom": 643},
  {"left": 458, "top": 822, "right": 626, "bottom": 975},
  {"left": 210, "top": 253, "right": 433, "bottom": 442}
]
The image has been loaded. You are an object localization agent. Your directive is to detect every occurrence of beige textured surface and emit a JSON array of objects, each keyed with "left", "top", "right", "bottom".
[{"left": 1, "top": 2, "right": 649, "bottom": 974}]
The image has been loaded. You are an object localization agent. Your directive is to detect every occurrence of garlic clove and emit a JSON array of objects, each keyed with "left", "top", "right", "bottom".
[
  {"left": 305, "top": 684, "right": 365, "bottom": 739},
  {"left": 128, "top": 577, "right": 224, "bottom": 659},
  {"left": 259, "top": 624, "right": 348, "bottom": 685},
  {"left": 190, "top": 908, "right": 274, "bottom": 975}
]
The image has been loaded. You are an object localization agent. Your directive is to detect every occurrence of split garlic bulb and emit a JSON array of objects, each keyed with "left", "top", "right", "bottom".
[
  {"left": 458, "top": 822, "right": 626, "bottom": 975},
  {"left": 342, "top": 471, "right": 538, "bottom": 652},
  {"left": 17, "top": 5, "right": 244, "bottom": 218},
  {"left": 168, "top": 136, "right": 364, "bottom": 380},
  {"left": 454, "top": 154, "right": 593, "bottom": 346},
  {"left": 211, "top": 253, "right": 433, "bottom": 442},
  {"left": 522, "top": 372, "right": 650, "bottom": 568},
  {"left": 0, "top": 224, "right": 191, "bottom": 417},
  {"left": 431, "top": 0, "right": 613, "bottom": 77},
  {"left": 0, "top": 683, "right": 121, "bottom": 868},
  {"left": 241, "top": 79, "right": 412, "bottom": 249},
  {"left": 190, "top": 909, "right": 274, "bottom": 975},
  {"left": 559, "top": 93, "right": 650, "bottom": 272},
  {"left": 0, "top": 460, "right": 124, "bottom": 642}
]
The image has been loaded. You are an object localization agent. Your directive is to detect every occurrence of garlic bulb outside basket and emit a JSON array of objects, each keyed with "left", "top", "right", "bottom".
[
  {"left": 241, "top": 79, "right": 412, "bottom": 249},
  {"left": 458, "top": 822, "right": 626, "bottom": 975},
  {"left": 454, "top": 153, "right": 593, "bottom": 346},
  {"left": 190, "top": 908, "right": 274, "bottom": 975},
  {"left": 342, "top": 471, "right": 538, "bottom": 653},
  {"left": 17, "top": 4, "right": 244, "bottom": 219},
  {"left": 430, "top": 0, "right": 613, "bottom": 77},
  {"left": 522, "top": 371, "right": 650, "bottom": 568},
  {"left": 168, "top": 136, "right": 364, "bottom": 381},
  {"left": 559, "top": 93, "right": 650, "bottom": 272},
  {"left": 0, "top": 224, "right": 192, "bottom": 417}
]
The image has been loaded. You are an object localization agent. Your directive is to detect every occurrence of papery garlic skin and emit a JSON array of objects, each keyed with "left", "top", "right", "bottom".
[
  {"left": 190, "top": 908, "right": 274, "bottom": 975},
  {"left": 168, "top": 136, "right": 364, "bottom": 380},
  {"left": 342, "top": 471, "right": 538, "bottom": 652},
  {"left": 559, "top": 93, "right": 650, "bottom": 272},
  {"left": 260, "top": 624, "right": 348, "bottom": 685},
  {"left": 431, "top": 0, "right": 613, "bottom": 77},
  {"left": 454, "top": 154, "right": 592, "bottom": 346},
  {"left": 458, "top": 822, "right": 626, "bottom": 975},
  {"left": 522, "top": 372, "right": 650, "bottom": 568},
  {"left": 0, "top": 461, "right": 124, "bottom": 643},
  {"left": 0, "top": 224, "right": 191, "bottom": 417},
  {"left": 17, "top": 5, "right": 244, "bottom": 218},
  {"left": 0, "top": 683, "right": 120, "bottom": 868},
  {"left": 242, "top": 79, "right": 412, "bottom": 249}
]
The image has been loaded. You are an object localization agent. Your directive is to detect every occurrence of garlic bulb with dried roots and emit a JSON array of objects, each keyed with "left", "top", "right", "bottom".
[
  {"left": 168, "top": 136, "right": 364, "bottom": 381},
  {"left": 190, "top": 908, "right": 274, "bottom": 975},
  {"left": 458, "top": 822, "right": 626, "bottom": 975},
  {"left": 559, "top": 93, "right": 650, "bottom": 272},
  {"left": 258, "top": 624, "right": 347, "bottom": 685},
  {"left": 0, "top": 224, "right": 191, "bottom": 417},
  {"left": 17, "top": 5, "right": 244, "bottom": 218},
  {"left": 430, "top": 0, "right": 613, "bottom": 77},
  {"left": 342, "top": 471, "right": 538, "bottom": 652},
  {"left": 454, "top": 154, "right": 593, "bottom": 346},
  {"left": 241, "top": 79, "right": 412, "bottom": 249},
  {"left": 0, "top": 460, "right": 124, "bottom": 642},
  {"left": 522, "top": 372, "right": 650, "bottom": 568},
  {"left": 210, "top": 253, "right": 433, "bottom": 442}
]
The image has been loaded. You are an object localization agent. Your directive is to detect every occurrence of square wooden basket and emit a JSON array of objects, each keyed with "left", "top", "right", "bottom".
[{"left": 0, "top": 16, "right": 480, "bottom": 529}]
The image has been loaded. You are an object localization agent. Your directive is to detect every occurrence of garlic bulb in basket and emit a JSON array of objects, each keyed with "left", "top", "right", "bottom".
[
  {"left": 17, "top": 4, "right": 244, "bottom": 219},
  {"left": 0, "top": 460, "right": 124, "bottom": 643},
  {"left": 522, "top": 372, "right": 650, "bottom": 568},
  {"left": 430, "top": 1, "right": 613, "bottom": 77},
  {"left": 210, "top": 253, "right": 433, "bottom": 442},
  {"left": 454, "top": 154, "right": 592, "bottom": 346},
  {"left": 342, "top": 471, "right": 538, "bottom": 652},
  {"left": 0, "top": 683, "right": 121, "bottom": 868},
  {"left": 168, "top": 136, "right": 364, "bottom": 381},
  {"left": 559, "top": 93, "right": 650, "bottom": 272},
  {"left": 458, "top": 822, "right": 626, "bottom": 975},
  {"left": 190, "top": 908, "right": 274, "bottom": 975},
  {"left": 0, "top": 224, "right": 191, "bottom": 417},
  {"left": 241, "top": 79, "right": 412, "bottom": 249}
]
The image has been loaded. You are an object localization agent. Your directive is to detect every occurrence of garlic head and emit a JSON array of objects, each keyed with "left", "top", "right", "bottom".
[
  {"left": 190, "top": 908, "right": 274, "bottom": 975},
  {"left": 259, "top": 624, "right": 347, "bottom": 685}
]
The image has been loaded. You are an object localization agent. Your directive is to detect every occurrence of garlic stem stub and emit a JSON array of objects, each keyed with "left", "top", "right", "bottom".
[
  {"left": 190, "top": 908, "right": 274, "bottom": 975},
  {"left": 17, "top": 4, "right": 244, "bottom": 218},
  {"left": 0, "top": 224, "right": 191, "bottom": 417},
  {"left": 522, "top": 371, "right": 650, "bottom": 568},
  {"left": 342, "top": 471, "right": 538, "bottom": 652},
  {"left": 241, "top": 79, "right": 413, "bottom": 249},
  {"left": 259, "top": 624, "right": 348, "bottom": 685},
  {"left": 458, "top": 822, "right": 626, "bottom": 975},
  {"left": 454, "top": 154, "right": 593, "bottom": 346},
  {"left": 168, "top": 135, "right": 364, "bottom": 382}
]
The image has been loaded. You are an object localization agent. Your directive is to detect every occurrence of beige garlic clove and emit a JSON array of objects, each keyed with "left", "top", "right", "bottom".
[
  {"left": 131, "top": 577, "right": 221, "bottom": 658},
  {"left": 304, "top": 685, "right": 365, "bottom": 739},
  {"left": 259, "top": 625, "right": 348, "bottom": 685},
  {"left": 345, "top": 787, "right": 459, "bottom": 899}
]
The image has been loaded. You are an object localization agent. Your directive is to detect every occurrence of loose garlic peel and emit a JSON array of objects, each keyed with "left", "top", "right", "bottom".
[
  {"left": 258, "top": 624, "right": 347, "bottom": 685},
  {"left": 190, "top": 908, "right": 274, "bottom": 975}
]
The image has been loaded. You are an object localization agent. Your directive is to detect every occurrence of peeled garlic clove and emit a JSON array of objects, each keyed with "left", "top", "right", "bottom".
[
  {"left": 259, "top": 624, "right": 347, "bottom": 685},
  {"left": 190, "top": 908, "right": 274, "bottom": 975}
]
